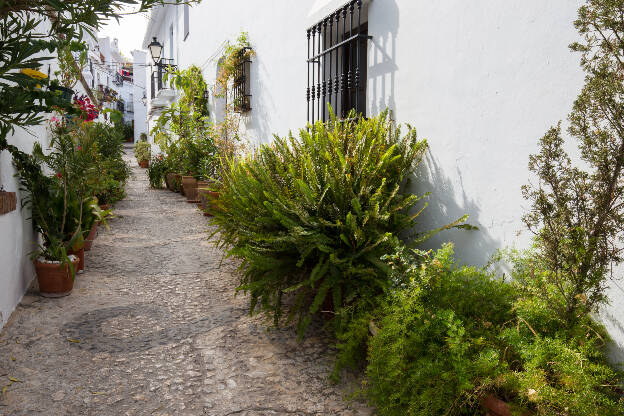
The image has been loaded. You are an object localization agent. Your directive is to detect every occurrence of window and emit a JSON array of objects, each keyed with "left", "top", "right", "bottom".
[
  {"left": 183, "top": 5, "right": 190, "bottom": 41},
  {"left": 307, "top": 0, "right": 370, "bottom": 124},
  {"left": 233, "top": 48, "right": 252, "bottom": 113}
]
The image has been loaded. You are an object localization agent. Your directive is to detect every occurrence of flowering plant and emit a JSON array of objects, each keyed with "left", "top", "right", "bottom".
[{"left": 73, "top": 94, "right": 98, "bottom": 122}]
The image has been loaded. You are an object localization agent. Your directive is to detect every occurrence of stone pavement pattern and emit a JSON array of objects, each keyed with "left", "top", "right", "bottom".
[{"left": 0, "top": 147, "right": 371, "bottom": 416}]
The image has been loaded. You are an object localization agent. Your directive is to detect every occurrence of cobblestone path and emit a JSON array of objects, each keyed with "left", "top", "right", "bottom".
[{"left": 0, "top": 147, "right": 371, "bottom": 416}]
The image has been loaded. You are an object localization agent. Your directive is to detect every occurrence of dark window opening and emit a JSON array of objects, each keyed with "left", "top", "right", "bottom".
[
  {"left": 233, "top": 47, "right": 252, "bottom": 113},
  {"left": 307, "top": 0, "right": 370, "bottom": 124}
]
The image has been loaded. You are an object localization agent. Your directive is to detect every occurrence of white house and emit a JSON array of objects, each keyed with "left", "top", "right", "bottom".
[
  {"left": 132, "top": 50, "right": 148, "bottom": 142},
  {"left": 141, "top": 0, "right": 624, "bottom": 361}
]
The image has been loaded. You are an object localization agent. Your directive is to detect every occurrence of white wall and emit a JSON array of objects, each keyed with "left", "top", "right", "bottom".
[
  {"left": 0, "top": 127, "right": 44, "bottom": 328},
  {"left": 132, "top": 50, "right": 148, "bottom": 143}
]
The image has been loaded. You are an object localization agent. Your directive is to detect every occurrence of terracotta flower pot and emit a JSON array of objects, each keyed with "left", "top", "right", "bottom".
[
  {"left": 34, "top": 256, "right": 79, "bottom": 297},
  {"left": 84, "top": 222, "right": 98, "bottom": 251},
  {"left": 99, "top": 204, "right": 111, "bottom": 211},
  {"left": 139, "top": 159, "right": 149, "bottom": 168},
  {"left": 68, "top": 247, "right": 85, "bottom": 273},
  {"left": 165, "top": 173, "right": 177, "bottom": 191},
  {"left": 201, "top": 190, "right": 220, "bottom": 216},
  {"left": 481, "top": 395, "right": 531, "bottom": 416},
  {"left": 182, "top": 176, "right": 199, "bottom": 202}
]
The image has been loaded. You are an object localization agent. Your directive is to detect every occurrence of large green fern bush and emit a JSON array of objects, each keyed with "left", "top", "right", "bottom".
[{"left": 212, "top": 111, "right": 460, "bottom": 335}]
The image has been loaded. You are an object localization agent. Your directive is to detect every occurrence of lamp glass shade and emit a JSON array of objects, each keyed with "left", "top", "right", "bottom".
[{"left": 148, "top": 37, "right": 163, "bottom": 63}]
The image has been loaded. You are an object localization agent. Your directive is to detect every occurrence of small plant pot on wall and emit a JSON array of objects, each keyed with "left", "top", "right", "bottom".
[
  {"left": 50, "top": 85, "right": 74, "bottom": 103},
  {"left": 139, "top": 159, "right": 149, "bottom": 168},
  {"left": 34, "top": 256, "right": 79, "bottom": 297},
  {"left": 182, "top": 176, "right": 199, "bottom": 202},
  {"left": 0, "top": 190, "right": 17, "bottom": 215}
]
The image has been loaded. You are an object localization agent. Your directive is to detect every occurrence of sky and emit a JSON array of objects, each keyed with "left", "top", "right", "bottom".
[{"left": 99, "top": 9, "right": 150, "bottom": 58}]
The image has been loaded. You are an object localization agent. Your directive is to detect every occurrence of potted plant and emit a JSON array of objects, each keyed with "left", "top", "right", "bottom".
[
  {"left": 83, "top": 199, "right": 113, "bottom": 251},
  {"left": 133, "top": 140, "right": 151, "bottom": 168}
]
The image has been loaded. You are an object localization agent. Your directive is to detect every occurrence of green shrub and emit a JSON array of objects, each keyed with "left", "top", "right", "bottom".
[
  {"left": 147, "top": 154, "right": 168, "bottom": 188},
  {"left": 364, "top": 244, "right": 515, "bottom": 416},
  {"left": 211, "top": 110, "right": 467, "bottom": 336},
  {"left": 133, "top": 141, "right": 150, "bottom": 163},
  {"left": 358, "top": 245, "right": 624, "bottom": 416},
  {"left": 88, "top": 122, "right": 124, "bottom": 159}
]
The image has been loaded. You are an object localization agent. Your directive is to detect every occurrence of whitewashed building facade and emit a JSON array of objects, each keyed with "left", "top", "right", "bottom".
[{"left": 151, "top": 0, "right": 618, "bottom": 361}]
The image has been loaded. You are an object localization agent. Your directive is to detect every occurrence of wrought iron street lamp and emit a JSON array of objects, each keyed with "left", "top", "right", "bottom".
[
  {"left": 148, "top": 37, "right": 163, "bottom": 64},
  {"left": 141, "top": 92, "right": 147, "bottom": 106}
]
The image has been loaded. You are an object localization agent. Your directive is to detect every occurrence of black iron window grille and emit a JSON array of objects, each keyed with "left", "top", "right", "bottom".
[
  {"left": 150, "top": 58, "right": 177, "bottom": 99},
  {"left": 233, "top": 47, "right": 252, "bottom": 113},
  {"left": 307, "top": 0, "right": 370, "bottom": 124}
]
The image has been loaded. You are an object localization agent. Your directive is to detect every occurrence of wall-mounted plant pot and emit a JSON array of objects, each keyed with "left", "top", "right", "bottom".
[
  {"left": 0, "top": 190, "right": 17, "bottom": 215},
  {"left": 139, "top": 160, "right": 149, "bottom": 168},
  {"left": 50, "top": 86, "right": 75, "bottom": 102},
  {"left": 84, "top": 222, "right": 98, "bottom": 251},
  {"left": 182, "top": 176, "right": 199, "bottom": 202},
  {"left": 34, "top": 256, "right": 79, "bottom": 297}
]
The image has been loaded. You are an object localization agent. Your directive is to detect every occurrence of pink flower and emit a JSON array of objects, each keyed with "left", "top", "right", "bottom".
[
  {"left": 50, "top": 116, "right": 59, "bottom": 123},
  {"left": 77, "top": 145, "right": 82, "bottom": 151},
  {"left": 56, "top": 172, "right": 62, "bottom": 178}
]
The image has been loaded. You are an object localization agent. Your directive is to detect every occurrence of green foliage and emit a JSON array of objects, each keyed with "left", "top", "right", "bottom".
[
  {"left": 363, "top": 245, "right": 514, "bottom": 416},
  {"left": 352, "top": 244, "right": 624, "bottom": 416},
  {"left": 211, "top": 109, "right": 468, "bottom": 336},
  {"left": 133, "top": 140, "right": 150, "bottom": 162},
  {"left": 147, "top": 154, "right": 168, "bottom": 188},
  {"left": 215, "top": 32, "right": 254, "bottom": 97},
  {"left": 55, "top": 42, "right": 87, "bottom": 88},
  {"left": 522, "top": 0, "right": 624, "bottom": 325},
  {"left": 0, "top": 0, "right": 197, "bottom": 150},
  {"left": 152, "top": 65, "right": 218, "bottom": 178}
]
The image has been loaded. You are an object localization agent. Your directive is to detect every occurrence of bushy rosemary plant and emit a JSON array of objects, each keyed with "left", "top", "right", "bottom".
[{"left": 211, "top": 110, "right": 467, "bottom": 336}]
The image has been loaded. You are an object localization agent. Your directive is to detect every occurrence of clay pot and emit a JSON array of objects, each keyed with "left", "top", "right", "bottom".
[
  {"left": 68, "top": 247, "right": 85, "bottom": 273},
  {"left": 84, "top": 222, "right": 98, "bottom": 251},
  {"left": 201, "top": 190, "right": 220, "bottom": 215},
  {"left": 34, "top": 256, "right": 80, "bottom": 297},
  {"left": 165, "top": 173, "right": 176, "bottom": 191},
  {"left": 99, "top": 204, "right": 111, "bottom": 211},
  {"left": 481, "top": 395, "right": 530, "bottom": 416},
  {"left": 139, "top": 159, "right": 149, "bottom": 168},
  {"left": 182, "top": 176, "right": 199, "bottom": 202}
]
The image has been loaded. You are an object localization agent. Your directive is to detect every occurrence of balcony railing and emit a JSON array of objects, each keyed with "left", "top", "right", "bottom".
[{"left": 150, "top": 59, "right": 177, "bottom": 100}]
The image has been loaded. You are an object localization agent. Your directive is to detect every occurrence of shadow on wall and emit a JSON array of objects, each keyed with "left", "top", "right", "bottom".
[
  {"left": 407, "top": 149, "right": 502, "bottom": 269},
  {"left": 367, "top": 0, "right": 398, "bottom": 118},
  {"left": 243, "top": 52, "right": 275, "bottom": 146}
]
